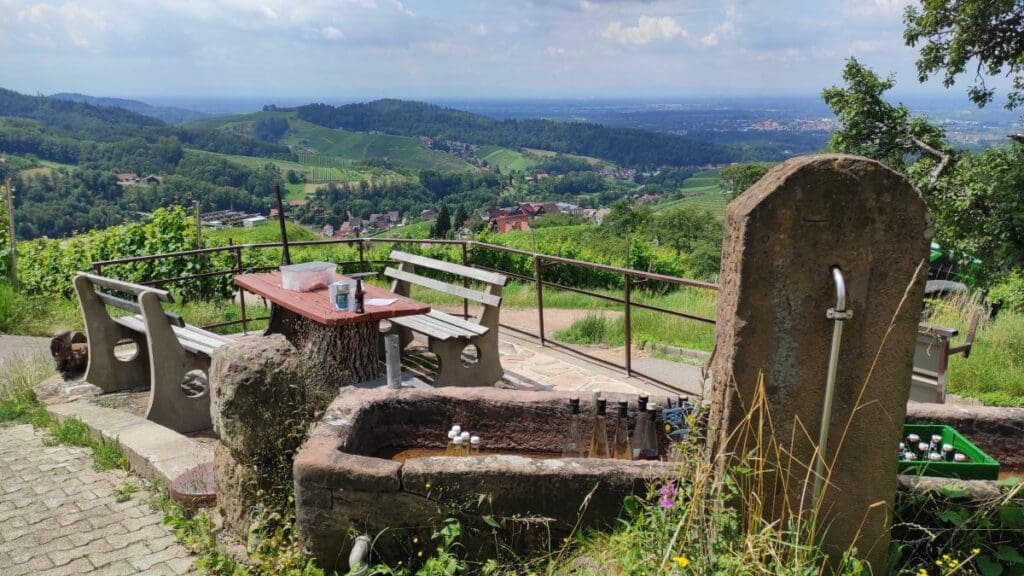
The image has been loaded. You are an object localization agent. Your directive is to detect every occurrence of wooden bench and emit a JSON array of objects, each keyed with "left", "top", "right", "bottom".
[
  {"left": 910, "top": 311, "right": 980, "bottom": 403},
  {"left": 74, "top": 272, "right": 229, "bottom": 432},
  {"left": 384, "top": 250, "right": 508, "bottom": 387}
]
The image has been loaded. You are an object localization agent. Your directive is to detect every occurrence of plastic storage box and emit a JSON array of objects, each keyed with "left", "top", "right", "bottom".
[
  {"left": 899, "top": 424, "right": 1000, "bottom": 480},
  {"left": 280, "top": 262, "right": 337, "bottom": 292}
]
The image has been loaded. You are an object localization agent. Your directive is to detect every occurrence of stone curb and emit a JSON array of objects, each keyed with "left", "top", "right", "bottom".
[{"left": 46, "top": 400, "right": 215, "bottom": 487}]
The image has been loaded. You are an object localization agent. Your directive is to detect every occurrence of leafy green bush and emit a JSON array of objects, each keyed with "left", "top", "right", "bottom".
[
  {"left": 990, "top": 271, "right": 1024, "bottom": 314},
  {"left": 18, "top": 206, "right": 235, "bottom": 300},
  {"left": 0, "top": 281, "right": 20, "bottom": 333}
]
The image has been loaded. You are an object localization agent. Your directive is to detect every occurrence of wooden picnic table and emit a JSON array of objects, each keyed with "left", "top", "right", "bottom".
[{"left": 235, "top": 272, "right": 430, "bottom": 387}]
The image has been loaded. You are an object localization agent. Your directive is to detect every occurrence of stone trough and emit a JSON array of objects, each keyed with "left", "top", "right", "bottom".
[{"left": 293, "top": 386, "right": 676, "bottom": 571}]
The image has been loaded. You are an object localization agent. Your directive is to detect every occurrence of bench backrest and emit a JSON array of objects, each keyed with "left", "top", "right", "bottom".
[
  {"left": 75, "top": 272, "right": 185, "bottom": 327},
  {"left": 385, "top": 250, "right": 507, "bottom": 324},
  {"left": 910, "top": 312, "right": 981, "bottom": 404}
]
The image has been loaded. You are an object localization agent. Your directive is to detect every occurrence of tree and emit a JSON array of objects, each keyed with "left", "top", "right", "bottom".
[
  {"left": 904, "top": 0, "right": 1024, "bottom": 109},
  {"left": 822, "top": 58, "right": 952, "bottom": 192},
  {"left": 648, "top": 205, "right": 723, "bottom": 256},
  {"left": 719, "top": 163, "right": 774, "bottom": 199},
  {"left": 452, "top": 205, "right": 468, "bottom": 232},
  {"left": 602, "top": 199, "right": 649, "bottom": 237},
  {"left": 431, "top": 204, "right": 452, "bottom": 238}
]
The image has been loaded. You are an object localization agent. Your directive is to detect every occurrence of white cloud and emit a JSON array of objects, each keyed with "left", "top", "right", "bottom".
[
  {"left": 546, "top": 46, "right": 568, "bottom": 55},
  {"left": 321, "top": 26, "right": 343, "bottom": 40},
  {"left": 700, "top": 32, "right": 718, "bottom": 47},
  {"left": 602, "top": 15, "right": 686, "bottom": 45},
  {"left": 849, "top": 39, "right": 887, "bottom": 52},
  {"left": 843, "top": 0, "right": 912, "bottom": 18}
]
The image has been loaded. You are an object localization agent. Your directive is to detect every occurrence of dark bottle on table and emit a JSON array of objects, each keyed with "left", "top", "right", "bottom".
[
  {"left": 354, "top": 278, "right": 365, "bottom": 313},
  {"left": 587, "top": 398, "right": 610, "bottom": 459},
  {"left": 611, "top": 401, "right": 632, "bottom": 460}
]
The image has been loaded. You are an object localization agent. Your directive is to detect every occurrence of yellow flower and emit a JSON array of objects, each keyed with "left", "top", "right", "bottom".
[
  {"left": 673, "top": 556, "right": 690, "bottom": 569},
  {"left": 935, "top": 559, "right": 944, "bottom": 567},
  {"left": 665, "top": 424, "right": 672, "bottom": 432},
  {"left": 412, "top": 536, "right": 419, "bottom": 544},
  {"left": 417, "top": 551, "right": 423, "bottom": 558},
  {"left": 971, "top": 548, "right": 981, "bottom": 555},
  {"left": 425, "top": 482, "right": 432, "bottom": 489},
  {"left": 917, "top": 569, "right": 928, "bottom": 576}
]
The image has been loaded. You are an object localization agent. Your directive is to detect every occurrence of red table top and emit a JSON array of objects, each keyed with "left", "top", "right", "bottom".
[{"left": 235, "top": 272, "right": 430, "bottom": 327}]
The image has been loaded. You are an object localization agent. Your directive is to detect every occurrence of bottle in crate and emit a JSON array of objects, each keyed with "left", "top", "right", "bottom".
[
  {"left": 587, "top": 398, "right": 610, "bottom": 459},
  {"left": 611, "top": 401, "right": 632, "bottom": 460}
]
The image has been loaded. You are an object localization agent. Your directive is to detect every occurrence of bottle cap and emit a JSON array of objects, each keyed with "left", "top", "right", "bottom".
[
  {"left": 929, "top": 453, "right": 943, "bottom": 461},
  {"left": 942, "top": 443, "right": 954, "bottom": 452},
  {"left": 908, "top": 434, "right": 920, "bottom": 443},
  {"left": 569, "top": 398, "right": 580, "bottom": 414},
  {"left": 617, "top": 401, "right": 628, "bottom": 417},
  {"left": 954, "top": 453, "right": 967, "bottom": 462},
  {"left": 447, "top": 430, "right": 457, "bottom": 440},
  {"left": 460, "top": 431, "right": 470, "bottom": 440},
  {"left": 597, "top": 398, "right": 607, "bottom": 415},
  {"left": 470, "top": 436, "right": 480, "bottom": 445},
  {"left": 918, "top": 442, "right": 929, "bottom": 453},
  {"left": 453, "top": 436, "right": 464, "bottom": 445},
  {"left": 904, "top": 453, "right": 917, "bottom": 461},
  {"left": 931, "top": 435, "right": 943, "bottom": 444},
  {"left": 638, "top": 395, "right": 649, "bottom": 411},
  {"left": 452, "top": 425, "right": 462, "bottom": 435}
]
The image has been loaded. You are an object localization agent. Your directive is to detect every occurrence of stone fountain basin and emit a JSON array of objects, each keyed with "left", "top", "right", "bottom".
[{"left": 293, "top": 387, "right": 676, "bottom": 571}]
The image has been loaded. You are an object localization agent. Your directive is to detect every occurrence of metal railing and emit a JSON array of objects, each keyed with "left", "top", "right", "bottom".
[{"left": 92, "top": 237, "right": 719, "bottom": 392}]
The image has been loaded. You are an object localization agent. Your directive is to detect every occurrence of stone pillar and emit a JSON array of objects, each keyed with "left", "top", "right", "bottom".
[
  {"left": 209, "top": 334, "right": 334, "bottom": 536},
  {"left": 707, "top": 154, "right": 930, "bottom": 572}
]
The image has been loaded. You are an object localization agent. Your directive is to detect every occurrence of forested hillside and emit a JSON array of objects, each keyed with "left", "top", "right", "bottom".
[
  {"left": 295, "top": 99, "right": 738, "bottom": 168},
  {"left": 49, "top": 93, "right": 207, "bottom": 124}
]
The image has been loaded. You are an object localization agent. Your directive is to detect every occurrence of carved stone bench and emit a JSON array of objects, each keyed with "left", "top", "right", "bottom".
[
  {"left": 384, "top": 250, "right": 507, "bottom": 387},
  {"left": 74, "top": 272, "right": 229, "bottom": 432}
]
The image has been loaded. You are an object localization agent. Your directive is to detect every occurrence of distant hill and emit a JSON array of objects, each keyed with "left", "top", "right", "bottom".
[
  {"left": 49, "top": 92, "right": 208, "bottom": 125},
  {"left": 0, "top": 87, "right": 164, "bottom": 139},
  {"left": 295, "top": 99, "right": 739, "bottom": 168}
]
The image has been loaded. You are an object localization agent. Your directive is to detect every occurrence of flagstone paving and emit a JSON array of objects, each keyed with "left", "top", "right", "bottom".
[{"left": 0, "top": 424, "right": 193, "bottom": 575}]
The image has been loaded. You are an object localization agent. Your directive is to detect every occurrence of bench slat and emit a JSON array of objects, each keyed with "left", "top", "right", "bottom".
[
  {"left": 391, "top": 250, "right": 508, "bottom": 286},
  {"left": 77, "top": 272, "right": 173, "bottom": 302},
  {"left": 98, "top": 293, "right": 186, "bottom": 328},
  {"left": 385, "top": 267, "right": 502, "bottom": 308},
  {"left": 392, "top": 314, "right": 478, "bottom": 341},
  {"left": 424, "top": 310, "right": 489, "bottom": 336},
  {"left": 112, "top": 315, "right": 228, "bottom": 357}
]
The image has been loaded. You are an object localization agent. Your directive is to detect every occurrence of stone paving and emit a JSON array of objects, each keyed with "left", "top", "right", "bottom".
[{"left": 0, "top": 424, "right": 193, "bottom": 576}]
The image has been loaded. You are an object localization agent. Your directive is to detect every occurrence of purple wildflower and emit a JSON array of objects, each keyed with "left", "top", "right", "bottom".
[{"left": 658, "top": 481, "right": 678, "bottom": 509}]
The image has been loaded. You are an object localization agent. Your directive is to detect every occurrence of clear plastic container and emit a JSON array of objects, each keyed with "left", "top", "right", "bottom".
[{"left": 281, "top": 262, "right": 336, "bottom": 292}]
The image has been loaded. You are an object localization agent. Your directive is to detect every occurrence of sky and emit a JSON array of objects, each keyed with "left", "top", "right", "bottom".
[{"left": 0, "top": 0, "right": 1008, "bottom": 103}]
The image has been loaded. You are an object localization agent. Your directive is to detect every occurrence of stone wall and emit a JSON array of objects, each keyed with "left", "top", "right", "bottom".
[{"left": 293, "top": 387, "right": 674, "bottom": 572}]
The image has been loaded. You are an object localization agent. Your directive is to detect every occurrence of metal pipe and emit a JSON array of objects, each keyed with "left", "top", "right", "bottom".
[
  {"left": 348, "top": 534, "right": 372, "bottom": 576},
  {"left": 385, "top": 334, "right": 402, "bottom": 389},
  {"left": 812, "top": 266, "right": 852, "bottom": 506}
]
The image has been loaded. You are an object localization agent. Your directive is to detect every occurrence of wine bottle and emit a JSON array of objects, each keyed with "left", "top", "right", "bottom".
[
  {"left": 354, "top": 278, "right": 365, "bottom": 313},
  {"left": 587, "top": 398, "right": 610, "bottom": 459},
  {"left": 611, "top": 401, "right": 632, "bottom": 460},
  {"left": 562, "top": 398, "right": 585, "bottom": 457}
]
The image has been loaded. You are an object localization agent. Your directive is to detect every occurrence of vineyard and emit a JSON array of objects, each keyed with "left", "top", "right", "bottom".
[{"left": 654, "top": 169, "right": 729, "bottom": 218}]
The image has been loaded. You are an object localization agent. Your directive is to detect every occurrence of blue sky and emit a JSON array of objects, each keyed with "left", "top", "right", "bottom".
[{"left": 0, "top": 0, "right": 1006, "bottom": 101}]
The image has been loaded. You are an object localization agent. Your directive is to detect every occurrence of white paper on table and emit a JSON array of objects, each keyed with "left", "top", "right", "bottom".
[{"left": 365, "top": 298, "right": 397, "bottom": 306}]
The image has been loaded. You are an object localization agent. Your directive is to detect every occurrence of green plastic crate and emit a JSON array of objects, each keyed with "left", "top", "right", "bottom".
[{"left": 899, "top": 424, "right": 1000, "bottom": 480}]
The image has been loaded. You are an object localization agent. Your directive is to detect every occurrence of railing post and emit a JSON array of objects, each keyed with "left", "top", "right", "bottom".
[
  {"left": 461, "top": 241, "right": 470, "bottom": 320},
  {"left": 232, "top": 241, "right": 247, "bottom": 334},
  {"left": 535, "top": 254, "right": 545, "bottom": 345},
  {"left": 358, "top": 239, "right": 366, "bottom": 273},
  {"left": 624, "top": 274, "right": 632, "bottom": 376}
]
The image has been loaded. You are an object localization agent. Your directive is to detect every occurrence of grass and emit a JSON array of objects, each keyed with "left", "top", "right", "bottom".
[
  {"left": 115, "top": 481, "right": 138, "bottom": 503},
  {"left": 478, "top": 145, "right": 538, "bottom": 172},
  {"left": 927, "top": 297, "right": 1024, "bottom": 406},
  {"left": 654, "top": 168, "right": 729, "bottom": 219},
  {"left": 286, "top": 118, "right": 475, "bottom": 173},
  {"left": 0, "top": 351, "right": 129, "bottom": 471}
]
